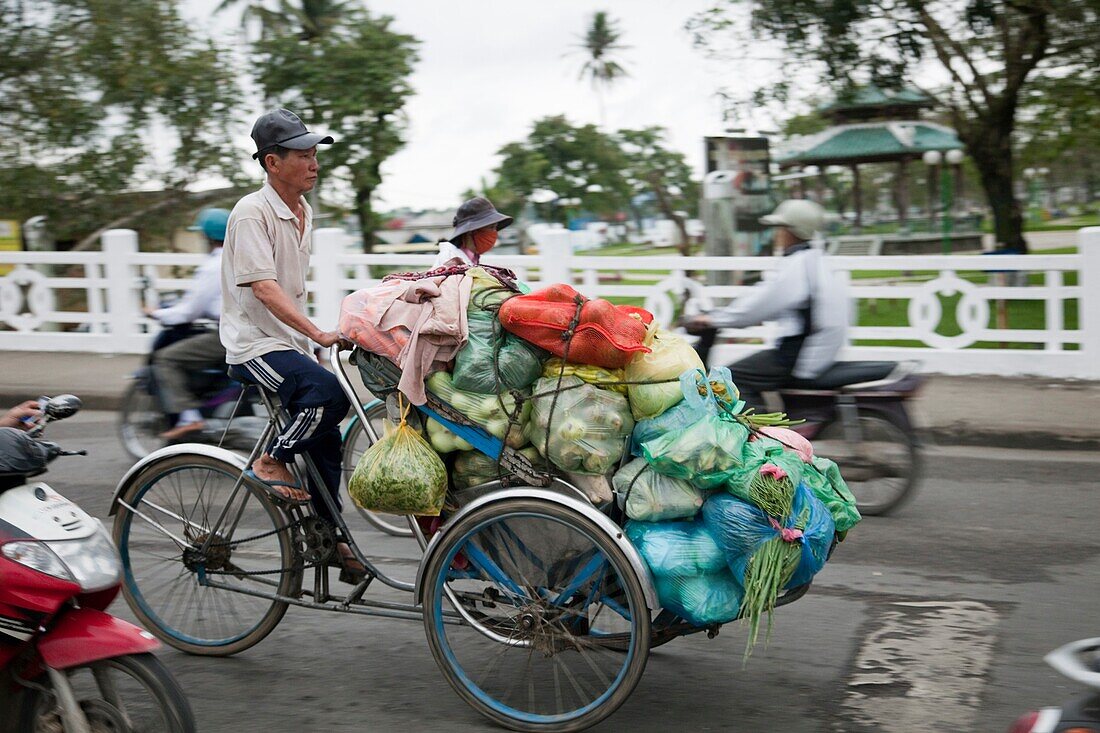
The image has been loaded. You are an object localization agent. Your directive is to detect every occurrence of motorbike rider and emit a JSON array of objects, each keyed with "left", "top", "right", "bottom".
[
  {"left": 147, "top": 208, "right": 230, "bottom": 441},
  {"left": 432, "top": 196, "right": 513, "bottom": 269},
  {"left": 684, "top": 199, "right": 849, "bottom": 409}
]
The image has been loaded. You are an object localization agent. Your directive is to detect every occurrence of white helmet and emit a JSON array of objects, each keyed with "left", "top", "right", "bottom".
[{"left": 759, "top": 199, "right": 826, "bottom": 240}]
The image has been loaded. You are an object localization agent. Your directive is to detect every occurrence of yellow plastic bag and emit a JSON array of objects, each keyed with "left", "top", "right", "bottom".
[
  {"left": 624, "top": 325, "right": 704, "bottom": 420},
  {"left": 348, "top": 399, "right": 447, "bottom": 516},
  {"left": 541, "top": 358, "right": 628, "bottom": 394}
]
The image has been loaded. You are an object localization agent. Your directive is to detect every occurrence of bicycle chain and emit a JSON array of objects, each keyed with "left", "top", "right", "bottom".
[{"left": 189, "top": 515, "right": 330, "bottom": 577}]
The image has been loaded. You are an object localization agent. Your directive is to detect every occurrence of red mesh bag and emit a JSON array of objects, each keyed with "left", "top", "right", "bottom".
[{"left": 498, "top": 283, "right": 653, "bottom": 369}]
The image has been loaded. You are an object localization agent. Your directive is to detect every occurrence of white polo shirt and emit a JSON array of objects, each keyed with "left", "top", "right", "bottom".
[{"left": 220, "top": 182, "right": 314, "bottom": 364}]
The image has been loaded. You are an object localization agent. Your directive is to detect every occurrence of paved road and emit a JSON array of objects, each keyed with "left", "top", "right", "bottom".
[{"left": 37, "top": 411, "right": 1100, "bottom": 732}]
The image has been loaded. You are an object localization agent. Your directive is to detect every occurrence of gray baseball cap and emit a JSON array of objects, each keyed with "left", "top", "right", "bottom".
[{"left": 251, "top": 109, "right": 335, "bottom": 160}]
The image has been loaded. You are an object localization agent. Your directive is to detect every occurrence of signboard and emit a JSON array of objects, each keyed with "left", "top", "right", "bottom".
[
  {"left": 0, "top": 220, "right": 21, "bottom": 275},
  {"left": 702, "top": 137, "right": 775, "bottom": 287}
]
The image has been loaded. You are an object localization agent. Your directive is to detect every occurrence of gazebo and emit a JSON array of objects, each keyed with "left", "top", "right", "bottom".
[{"left": 776, "top": 86, "right": 964, "bottom": 229}]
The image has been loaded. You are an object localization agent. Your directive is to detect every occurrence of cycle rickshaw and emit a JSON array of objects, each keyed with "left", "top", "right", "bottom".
[{"left": 109, "top": 345, "right": 812, "bottom": 732}]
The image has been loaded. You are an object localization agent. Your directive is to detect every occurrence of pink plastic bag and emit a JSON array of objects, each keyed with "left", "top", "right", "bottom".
[{"left": 338, "top": 283, "right": 411, "bottom": 362}]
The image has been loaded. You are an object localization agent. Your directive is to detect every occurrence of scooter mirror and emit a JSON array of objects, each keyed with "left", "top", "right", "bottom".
[{"left": 45, "top": 394, "right": 82, "bottom": 421}]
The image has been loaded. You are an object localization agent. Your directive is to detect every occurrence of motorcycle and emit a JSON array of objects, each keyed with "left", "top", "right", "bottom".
[
  {"left": 118, "top": 290, "right": 266, "bottom": 460},
  {"left": 1009, "top": 638, "right": 1100, "bottom": 733},
  {"left": 690, "top": 326, "right": 924, "bottom": 515},
  {"left": 0, "top": 395, "right": 195, "bottom": 733}
]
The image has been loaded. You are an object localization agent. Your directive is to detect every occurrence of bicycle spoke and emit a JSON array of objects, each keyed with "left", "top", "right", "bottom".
[
  {"left": 428, "top": 506, "right": 647, "bottom": 725},
  {"left": 117, "top": 459, "right": 292, "bottom": 650}
]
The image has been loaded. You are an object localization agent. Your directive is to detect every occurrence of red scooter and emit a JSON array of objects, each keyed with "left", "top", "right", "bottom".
[{"left": 0, "top": 395, "right": 195, "bottom": 733}]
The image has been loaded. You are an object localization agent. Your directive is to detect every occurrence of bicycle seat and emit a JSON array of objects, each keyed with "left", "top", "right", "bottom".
[{"left": 792, "top": 361, "right": 898, "bottom": 390}]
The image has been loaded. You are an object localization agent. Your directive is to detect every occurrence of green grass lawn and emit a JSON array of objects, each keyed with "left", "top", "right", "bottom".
[{"left": 855, "top": 292, "right": 1079, "bottom": 349}]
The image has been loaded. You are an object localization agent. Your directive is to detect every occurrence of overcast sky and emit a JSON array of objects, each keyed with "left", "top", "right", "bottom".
[{"left": 184, "top": 0, "right": 780, "bottom": 212}]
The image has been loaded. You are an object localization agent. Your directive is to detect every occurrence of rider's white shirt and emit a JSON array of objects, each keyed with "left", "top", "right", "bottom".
[
  {"left": 706, "top": 244, "right": 849, "bottom": 379},
  {"left": 153, "top": 248, "right": 222, "bottom": 326}
]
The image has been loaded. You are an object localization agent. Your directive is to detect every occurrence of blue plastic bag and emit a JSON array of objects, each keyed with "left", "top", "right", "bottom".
[
  {"left": 624, "top": 518, "right": 726, "bottom": 577},
  {"left": 700, "top": 485, "right": 835, "bottom": 589},
  {"left": 653, "top": 571, "right": 743, "bottom": 627}
]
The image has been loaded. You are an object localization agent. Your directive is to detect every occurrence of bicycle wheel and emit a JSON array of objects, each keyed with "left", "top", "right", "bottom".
[
  {"left": 341, "top": 402, "right": 414, "bottom": 537},
  {"left": 421, "top": 498, "right": 651, "bottom": 732},
  {"left": 112, "top": 453, "right": 299, "bottom": 656},
  {"left": 814, "top": 411, "right": 921, "bottom": 515},
  {"left": 119, "top": 376, "right": 169, "bottom": 460},
  {"left": 16, "top": 653, "right": 195, "bottom": 733}
]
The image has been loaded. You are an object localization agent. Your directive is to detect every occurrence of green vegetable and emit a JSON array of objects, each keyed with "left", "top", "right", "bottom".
[
  {"left": 425, "top": 417, "right": 474, "bottom": 453},
  {"left": 526, "top": 376, "right": 634, "bottom": 475},
  {"left": 624, "top": 327, "right": 704, "bottom": 420},
  {"left": 613, "top": 458, "right": 706, "bottom": 521},
  {"left": 349, "top": 411, "right": 447, "bottom": 516}
]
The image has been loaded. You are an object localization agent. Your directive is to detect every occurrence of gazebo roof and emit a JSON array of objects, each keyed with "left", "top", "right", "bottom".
[
  {"left": 776, "top": 121, "right": 963, "bottom": 167},
  {"left": 820, "top": 85, "right": 933, "bottom": 117}
]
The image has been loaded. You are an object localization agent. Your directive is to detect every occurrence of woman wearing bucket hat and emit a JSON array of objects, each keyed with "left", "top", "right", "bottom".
[
  {"left": 684, "top": 199, "right": 849, "bottom": 409},
  {"left": 432, "top": 197, "right": 514, "bottom": 269}
]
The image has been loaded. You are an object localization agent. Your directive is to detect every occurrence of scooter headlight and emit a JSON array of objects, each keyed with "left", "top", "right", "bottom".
[
  {"left": 2, "top": 540, "right": 75, "bottom": 584},
  {"left": 45, "top": 523, "right": 122, "bottom": 593}
]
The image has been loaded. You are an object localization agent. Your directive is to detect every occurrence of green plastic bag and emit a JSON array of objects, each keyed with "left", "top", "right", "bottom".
[
  {"left": 725, "top": 437, "right": 805, "bottom": 516},
  {"left": 349, "top": 410, "right": 447, "bottom": 516},
  {"left": 641, "top": 413, "right": 749, "bottom": 489},
  {"left": 426, "top": 371, "right": 530, "bottom": 449},
  {"left": 526, "top": 376, "right": 634, "bottom": 475},
  {"left": 613, "top": 458, "right": 706, "bottom": 522},
  {"left": 802, "top": 457, "right": 861, "bottom": 533},
  {"left": 452, "top": 312, "right": 546, "bottom": 394}
]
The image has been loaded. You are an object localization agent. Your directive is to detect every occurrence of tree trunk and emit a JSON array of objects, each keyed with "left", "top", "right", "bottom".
[
  {"left": 355, "top": 186, "right": 375, "bottom": 253},
  {"left": 648, "top": 174, "right": 691, "bottom": 256},
  {"left": 963, "top": 123, "right": 1028, "bottom": 252}
]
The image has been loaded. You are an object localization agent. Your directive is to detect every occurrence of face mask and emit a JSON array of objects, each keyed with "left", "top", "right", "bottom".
[{"left": 472, "top": 228, "right": 498, "bottom": 254}]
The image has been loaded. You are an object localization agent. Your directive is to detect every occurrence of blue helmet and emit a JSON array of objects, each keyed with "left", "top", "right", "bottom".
[{"left": 188, "top": 208, "right": 230, "bottom": 243}]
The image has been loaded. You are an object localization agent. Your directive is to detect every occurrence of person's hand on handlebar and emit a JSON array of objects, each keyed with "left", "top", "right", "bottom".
[
  {"left": 0, "top": 400, "right": 42, "bottom": 430},
  {"left": 681, "top": 314, "right": 715, "bottom": 335},
  {"left": 313, "top": 331, "right": 351, "bottom": 350}
]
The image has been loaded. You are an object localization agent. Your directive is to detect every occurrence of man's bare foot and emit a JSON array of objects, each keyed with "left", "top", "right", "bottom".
[
  {"left": 250, "top": 454, "right": 309, "bottom": 502},
  {"left": 159, "top": 421, "right": 206, "bottom": 441}
]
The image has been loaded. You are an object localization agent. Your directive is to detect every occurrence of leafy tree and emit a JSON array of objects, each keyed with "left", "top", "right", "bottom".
[
  {"left": 0, "top": 0, "right": 243, "bottom": 247},
  {"left": 216, "top": 0, "right": 355, "bottom": 41},
  {"left": 1016, "top": 71, "right": 1099, "bottom": 208},
  {"left": 254, "top": 7, "right": 419, "bottom": 250},
  {"left": 493, "top": 116, "right": 631, "bottom": 225},
  {"left": 616, "top": 127, "right": 699, "bottom": 255},
  {"left": 574, "top": 11, "right": 630, "bottom": 128},
  {"left": 689, "top": 0, "right": 1100, "bottom": 251}
]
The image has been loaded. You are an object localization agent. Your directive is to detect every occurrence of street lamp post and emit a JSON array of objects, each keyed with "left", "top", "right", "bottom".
[
  {"left": 924, "top": 149, "right": 964, "bottom": 254},
  {"left": 942, "top": 149, "right": 964, "bottom": 254},
  {"left": 922, "top": 150, "right": 942, "bottom": 245}
]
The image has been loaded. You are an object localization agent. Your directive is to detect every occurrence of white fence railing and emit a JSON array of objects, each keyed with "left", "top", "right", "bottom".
[{"left": 0, "top": 227, "right": 1097, "bottom": 380}]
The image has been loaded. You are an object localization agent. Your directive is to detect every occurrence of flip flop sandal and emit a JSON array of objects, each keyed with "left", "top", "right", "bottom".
[{"left": 243, "top": 469, "right": 311, "bottom": 506}]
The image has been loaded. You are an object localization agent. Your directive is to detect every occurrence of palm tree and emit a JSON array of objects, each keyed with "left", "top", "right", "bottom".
[
  {"left": 575, "top": 11, "right": 629, "bottom": 128},
  {"left": 216, "top": 0, "right": 354, "bottom": 41}
]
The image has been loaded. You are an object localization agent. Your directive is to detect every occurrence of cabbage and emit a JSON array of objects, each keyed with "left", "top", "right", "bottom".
[{"left": 623, "top": 327, "right": 704, "bottom": 420}]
